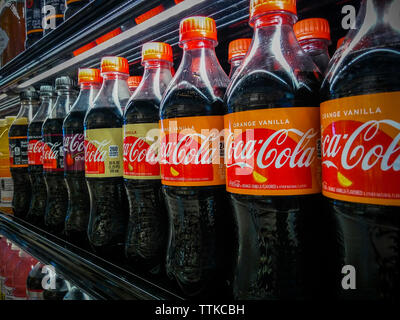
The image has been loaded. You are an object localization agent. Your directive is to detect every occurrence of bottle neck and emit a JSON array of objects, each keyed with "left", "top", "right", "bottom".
[
  {"left": 229, "top": 56, "right": 245, "bottom": 78},
  {"left": 133, "top": 60, "right": 173, "bottom": 102},
  {"left": 70, "top": 83, "right": 101, "bottom": 112},
  {"left": 17, "top": 99, "right": 40, "bottom": 124},
  {"left": 299, "top": 38, "right": 330, "bottom": 56},
  {"left": 50, "top": 90, "right": 78, "bottom": 119},
  {"left": 252, "top": 12, "right": 297, "bottom": 29},
  {"left": 33, "top": 95, "right": 56, "bottom": 122},
  {"left": 95, "top": 72, "right": 131, "bottom": 111}
]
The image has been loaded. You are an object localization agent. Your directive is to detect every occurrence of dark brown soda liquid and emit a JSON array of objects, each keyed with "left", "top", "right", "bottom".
[
  {"left": 43, "top": 117, "right": 68, "bottom": 235},
  {"left": 9, "top": 123, "right": 31, "bottom": 218},
  {"left": 161, "top": 86, "right": 232, "bottom": 298},
  {"left": 226, "top": 68, "right": 325, "bottom": 299},
  {"left": 85, "top": 106, "right": 128, "bottom": 261},
  {"left": 321, "top": 44, "right": 400, "bottom": 300},
  {"left": 27, "top": 120, "right": 46, "bottom": 227},
  {"left": 124, "top": 99, "right": 167, "bottom": 275}
]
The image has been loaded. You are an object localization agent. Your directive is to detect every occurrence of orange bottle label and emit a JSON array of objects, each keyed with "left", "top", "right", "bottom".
[
  {"left": 123, "top": 123, "right": 160, "bottom": 179},
  {"left": 321, "top": 91, "right": 400, "bottom": 206},
  {"left": 160, "top": 116, "right": 225, "bottom": 187},
  {"left": 225, "top": 107, "right": 321, "bottom": 196},
  {"left": 85, "top": 128, "right": 123, "bottom": 178}
]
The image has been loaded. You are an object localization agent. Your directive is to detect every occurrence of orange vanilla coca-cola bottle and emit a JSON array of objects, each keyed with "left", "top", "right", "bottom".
[
  {"left": 321, "top": 0, "right": 400, "bottom": 300},
  {"left": 160, "top": 16, "right": 230, "bottom": 297},
  {"left": 225, "top": 0, "right": 322, "bottom": 299},
  {"left": 228, "top": 38, "right": 251, "bottom": 79}
]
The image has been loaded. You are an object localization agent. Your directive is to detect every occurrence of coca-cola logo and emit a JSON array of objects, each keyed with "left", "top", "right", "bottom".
[
  {"left": 85, "top": 139, "right": 110, "bottom": 163},
  {"left": 160, "top": 129, "right": 222, "bottom": 166},
  {"left": 43, "top": 141, "right": 62, "bottom": 160},
  {"left": 64, "top": 134, "right": 85, "bottom": 153},
  {"left": 124, "top": 137, "right": 158, "bottom": 165},
  {"left": 226, "top": 128, "right": 318, "bottom": 175},
  {"left": 322, "top": 120, "right": 400, "bottom": 172}
]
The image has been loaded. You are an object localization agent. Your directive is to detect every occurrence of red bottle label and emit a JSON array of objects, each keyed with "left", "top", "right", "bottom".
[
  {"left": 321, "top": 91, "right": 400, "bottom": 206},
  {"left": 43, "top": 134, "right": 64, "bottom": 172},
  {"left": 224, "top": 107, "right": 321, "bottom": 195},
  {"left": 123, "top": 123, "right": 160, "bottom": 179},
  {"left": 28, "top": 138, "right": 43, "bottom": 165},
  {"left": 160, "top": 116, "right": 225, "bottom": 187},
  {"left": 85, "top": 128, "right": 123, "bottom": 178}
]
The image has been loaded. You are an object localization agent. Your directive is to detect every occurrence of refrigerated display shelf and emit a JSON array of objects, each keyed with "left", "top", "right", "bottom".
[
  {"left": 0, "top": 212, "right": 184, "bottom": 300},
  {"left": 0, "top": 0, "right": 358, "bottom": 101}
]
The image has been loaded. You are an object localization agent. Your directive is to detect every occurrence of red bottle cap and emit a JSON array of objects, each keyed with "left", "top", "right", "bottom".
[
  {"left": 250, "top": 0, "right": 297, "bottom": 21},
  {"left": 294, "top": 18, "right": 331, "bottom": 42},
  {"left": 142, "top": 42, "right": 173, "bottom": 62},
  {"left": 135, "top": 4, "right": 165, "bottom": 25},
  {"left": 337, "top": 37, "right": 345, "bottom": 49},
  {"left": 78, "top": 68, "right": 102, "bottom": 84},
  {"left": 95, "top": 27, "right": 122, "bottom": 45},
  {"left": 228, "top": 38, "right": 252, "bottom": 61},
  {"left": 179, "top": 16, "right": 217, "bottom": 43},
  {"left": 101, "top": 56, "right": 129, "bottom": 74},
  {"left": 128, "top": 76, "right": 142, "bottom": 89},
  {"left": 175, "top": 0, "right": 185, "bottom": 3},
  {"left": 73, "top": 41, "right": 96, "bottom": 56}
]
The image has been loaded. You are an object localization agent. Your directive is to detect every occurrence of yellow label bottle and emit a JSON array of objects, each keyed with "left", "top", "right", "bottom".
[{"left": 0, "top": 116, "right": 16, "bottom": 214}]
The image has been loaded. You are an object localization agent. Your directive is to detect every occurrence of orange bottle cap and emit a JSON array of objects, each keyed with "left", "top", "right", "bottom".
[
  {"left": 250, "top": 0, "right": 297, "bottom": 21},
  {"left": 101, "top": 56, "right": 129, "bottom": 74},
  {"left": 135, "top": 4, "right": 165, "bottom": 25},
  {"left": 337, "top": 37, "right": 345, "bottom": 49},
  {"left": 179, "top": 16, "right": 217, "bottom": 43},
  {"left": 174, "top": 0, "right": 185, "bottom": 3},
  {"left": 95, "top": 27, "right": 122, "bottom": 45},
  {"left": 294, "top": 18, "right": 331, "bottom": 42},
  {"left": 142, "top": 42, "right": 173, "bottom": 62},
  {"left": 228, "top": 38, "right": 252, "bottom": 61},
  {"left": 128, "top": 76, "right": 143, "bottom": 89},
  {"left": 73, "top": 41, "right": 97, "bottom": 56},
  {"left": 78, "top": 68, "right": 102, "bottom": 84}
]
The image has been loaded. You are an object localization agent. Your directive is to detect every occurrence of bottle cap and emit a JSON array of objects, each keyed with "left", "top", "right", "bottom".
[
  {"left": 142, "top": 42, "right": 173, "bottom": 62},
  {"left": 128, "top": 76, "right": 142, "bottom": 89},
  {"left": 5, "top": 116, "right": 16, "bottom": 125},
  {"left": 78, "top": 68, "right": 102, "bottom": 84},
  {"left": 55, "top": 76, "right": 76, "bottom": 91},
  {"left": 250, "top": 0, "right": 297, "bottom": 21},
  {"left": 95, "top": 27, "right": 122, "bottom": 45},
  {"left": 40, "top": 85, "right": 55, "bottom": 94},
  {"left": 294, "top": 18, "right": 331, "bottom": 42},
  {"left": 228, "top": 38, "right": 252, "bottom": 61},
  {"left": 179, "top": 16, "right": 217, "bottom": 43},
  {"left": 337, "top": 37, "right": 345, "bottom": 49},
  {"left": 20, "top": 88, "right": 39, "bottom": 101},
  {"left": 101, "top": 56, "right": 129, "bottom": 74}
]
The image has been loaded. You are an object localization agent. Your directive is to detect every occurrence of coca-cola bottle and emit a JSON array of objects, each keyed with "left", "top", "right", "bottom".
[
  {"left": 128, "top": 76, "right": 142, "bottom": 95},
  {"left": 228, "top": 38, "right": 251, "bottom": 78},
  {"left": 321, "top": 0, "right": 400, "bottom": 300},
  {"left": 43, "top": 76, "right": 78, "bottom": 236},
  {"left": 123, "top": 42, "right": 173, "bottom": 274},
  {"left": 26, "top": 85, "right": 56, "bottom": 227},
  {"left": 225, "top": 0, "right": 322, "bottom": 299},
  {"left": 84, "top": 57, "right": 130, "bottom": 260},
  {"left": 160, "top": 16, "right": 230, "bottom": 296},
  {"left": 294, "top": 18, "right": 331, "bottom": 74},
  {"left": 63, "top": 69, "right": 101, "bottom": 248},
  {"left": 9, "top": 89, "right": 40, "bottom": 219}
]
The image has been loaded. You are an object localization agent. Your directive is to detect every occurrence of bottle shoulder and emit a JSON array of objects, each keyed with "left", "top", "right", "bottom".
[
  {"left": 160, "top": 86, "right": 226, "bottom": 119},
  {"left": 84, "top": 106, "right": 123, "bottom": 129},
  {"left": 124, "top": 99, "right": 160, "bottom": 124},
  {"left": 321, "top": 45, "right": 400, "bottom": 102}
]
